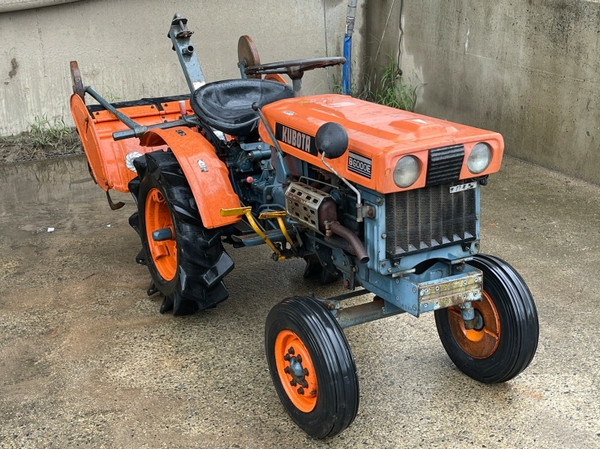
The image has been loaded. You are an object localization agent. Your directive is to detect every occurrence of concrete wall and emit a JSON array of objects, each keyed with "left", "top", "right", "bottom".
[
  {"left": 366, "top": 0, "right": 600, "bottom": 185},
  {"left": 1, "top": 0, "right": 364, "bottom": 136}
]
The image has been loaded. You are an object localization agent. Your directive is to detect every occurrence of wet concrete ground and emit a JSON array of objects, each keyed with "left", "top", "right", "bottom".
[{"left": 0, "top": 155, "right": 599, "bottom": 448}]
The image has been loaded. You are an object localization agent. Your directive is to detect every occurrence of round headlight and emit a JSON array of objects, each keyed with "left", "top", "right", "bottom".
[
  {"left": 393, "top": 156, "right": 421, "bottom": 188},
  {"left": 467, "top": 143, "right": 492, "bottom": 174}
]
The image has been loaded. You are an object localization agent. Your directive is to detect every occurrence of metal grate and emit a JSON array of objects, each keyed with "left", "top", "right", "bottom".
[
  {"left": 385, "top": 184, "right": 476, "bottom": 257},
  {"left": 426, "top": 144, "right": 464, "bottom": 186}
]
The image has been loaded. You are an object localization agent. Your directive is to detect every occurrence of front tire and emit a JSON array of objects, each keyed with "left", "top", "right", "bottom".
[
  {"left": 133, "top": 150, "right": 234, "bottom": 315},
  {"left": 265, "top": 296, "right": 359, "bottom": 439},
  {"left": 434, "top": 254, "right": 539, "bottom": 383}
]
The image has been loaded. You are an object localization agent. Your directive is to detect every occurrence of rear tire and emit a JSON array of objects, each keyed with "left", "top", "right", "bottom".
[
  {"left": 434, "top": 254, "right": 539, "bottom": 383},
  {"left": 132, "top": 150, "right": 234, "bottom": 315},
  {"left": 265, "top": 296, "right": 359, "bottom": 438}
]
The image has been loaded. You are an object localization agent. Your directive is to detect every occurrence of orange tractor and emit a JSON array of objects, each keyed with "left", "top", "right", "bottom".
[{"left": 70, "top": 14, "right": 539, "bottom": 438}]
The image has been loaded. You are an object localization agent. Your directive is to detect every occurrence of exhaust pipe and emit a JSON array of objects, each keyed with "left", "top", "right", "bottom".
[{"left": 326, "top": 221, "right": 369, "bottom": 264}]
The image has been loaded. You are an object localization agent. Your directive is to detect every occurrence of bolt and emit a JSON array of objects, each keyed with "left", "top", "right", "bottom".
[
  {"left": 296, "top": 354, "right": 302, "bottom": 363},
  {"left": 376, "top": 197, "right": 383, "bottom": 204},
  {"left": 310, "top": 390, "right": 317, "bottom": 395},
  {"left": 297, "top": 387, "right": 305, "bottom": 395},
  {"left": 284, "top": 354, "right": 291, "bottom": 361},
  {"left": 290, "top": 380, "right": 297, "bottom": 387},
  {"left": 303, "top": 368, "right": 309, "bottom": 376},
  {"left": 388, "top": 268, "right": 392, "bottom": 273},
  {"left": 288, "top": 347, "right": 295, "bottom": 355},
  {"left": 381, "top": 233, "right": 387, "bottom": 239},
  {"left": 284, "top": 366, "right": 291, "bottom": 374}
]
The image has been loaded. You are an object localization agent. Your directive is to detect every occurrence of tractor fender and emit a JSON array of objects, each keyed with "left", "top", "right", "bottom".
[{"left": 140, "top": 127, "right": 241, "bottom": 229}]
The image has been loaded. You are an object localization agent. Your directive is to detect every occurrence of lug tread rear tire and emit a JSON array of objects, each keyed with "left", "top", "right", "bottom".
[{"left": 132, "top": 150, "right": 234, "bottom": 315}]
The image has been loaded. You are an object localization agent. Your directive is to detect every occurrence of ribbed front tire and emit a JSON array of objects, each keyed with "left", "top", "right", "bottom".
[
  {"left": 265, "top": 296, "right": 359, "bottom": 438},
  {"left": 435, "top": 254, "right": 539, "bottom": 383}
]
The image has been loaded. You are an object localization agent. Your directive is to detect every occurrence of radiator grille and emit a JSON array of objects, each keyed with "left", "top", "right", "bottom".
[
  {"left": 385, "top": 184, "right": 476, "bottom": 257},
  {"left": 426, "top": 145, "right": 464, "bottom": 186}
]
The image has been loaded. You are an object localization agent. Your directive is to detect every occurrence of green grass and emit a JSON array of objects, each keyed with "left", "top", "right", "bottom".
[
  {"left": 337, "top": 56, "right": 421, "bottom": 112},
  {"left": 0, "top": 115, "right": 82, "bottom": 164}
]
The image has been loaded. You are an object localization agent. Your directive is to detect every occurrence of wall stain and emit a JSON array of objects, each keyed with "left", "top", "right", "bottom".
[{"left": 8, "top": 58, "right": 19, "bottom": 79}]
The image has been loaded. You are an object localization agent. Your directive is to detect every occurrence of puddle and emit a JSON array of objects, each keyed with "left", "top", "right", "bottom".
[{"left": 0, "top": 156, "right": 103, "bottom": 214}]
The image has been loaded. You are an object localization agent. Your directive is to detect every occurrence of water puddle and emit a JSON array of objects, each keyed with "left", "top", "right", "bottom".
[{"left": 0, "top": 156, "right": 102, "bottom": 215}]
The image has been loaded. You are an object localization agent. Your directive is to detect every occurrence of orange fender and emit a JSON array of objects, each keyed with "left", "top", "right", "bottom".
[{"left": 140, "top": 127, "right": 241, "bottom": 229}]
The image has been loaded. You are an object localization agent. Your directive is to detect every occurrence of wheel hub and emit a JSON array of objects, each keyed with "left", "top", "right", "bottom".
[
  {"left": 274, "top": 330, "right": 319, "bottom": 413},
  {"left": 283, "top": 347, "right": 310, "bottom": 391},
  {"left": 448, "top": 291, "right": 501, "bottom": 359}
]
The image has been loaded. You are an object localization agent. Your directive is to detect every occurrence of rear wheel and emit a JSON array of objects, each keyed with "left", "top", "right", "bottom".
[
  {"left": 132, "top": 150, "right": 234, "bottom": 315},
  {"left": 265, "top": 296, "right": 359, "bottom": 439},
  {"left": 434, "top": 254, "right": 539, "bottom": 383}
]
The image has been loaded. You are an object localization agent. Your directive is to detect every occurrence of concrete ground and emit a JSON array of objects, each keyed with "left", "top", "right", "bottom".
[{"left": 0, "top": 155, "right": 599, "bottom": 448}]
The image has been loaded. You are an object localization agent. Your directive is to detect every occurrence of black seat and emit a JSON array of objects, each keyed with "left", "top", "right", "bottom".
[{"left": 191, "top": 79, "right": 294, "bottom": 136}]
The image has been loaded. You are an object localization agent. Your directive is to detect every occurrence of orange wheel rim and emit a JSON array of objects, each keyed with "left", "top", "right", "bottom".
[
  {"left": 145, "top": 188, "right": 177, "bottom": 281},
  {"left": 447, "top": 291, "right": 501, "bottom": 359},
  {"left": 274, "top": 330, "right": 318, "bottom": 413}
]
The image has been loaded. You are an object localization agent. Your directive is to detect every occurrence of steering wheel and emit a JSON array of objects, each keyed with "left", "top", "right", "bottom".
[{"left": 244, "top": 57, "right": 345, "bottom": 80}]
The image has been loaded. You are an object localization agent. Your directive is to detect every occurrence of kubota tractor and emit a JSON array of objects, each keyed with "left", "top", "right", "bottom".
[{"left": 69, "top": 14, "right": 539, "bottom": 439}]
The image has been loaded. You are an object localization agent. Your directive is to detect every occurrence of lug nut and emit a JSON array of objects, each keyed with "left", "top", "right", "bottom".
[
  {"left": 288, "top": 347, "right": 295, "bottom": 355},
  {"left": 296, "top": 355, "right": 302, "bottom": 363},
  {"left": 284, "top": 366, "right": 290, "bottom": 374},
  {"left": 297, "top": 387, "right": 305, "bottom": 395},
  {"left": 303, "top": 368, "right": 309, "bottom": 376},
  {"left": 290, "top": 379, "right": 297, "bottom": 387},
  {"left": 284, "top": 354, "right": 291, "bottom": 361}
]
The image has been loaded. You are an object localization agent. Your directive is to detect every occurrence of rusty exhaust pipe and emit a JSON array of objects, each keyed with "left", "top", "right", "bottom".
[{"left": 326, "top": 221, "right": 369, "bottom": 264}]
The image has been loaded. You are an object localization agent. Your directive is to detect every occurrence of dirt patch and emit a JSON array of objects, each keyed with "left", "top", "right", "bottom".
[{"left": 0, "top": 126, "right": 82, "bottom": 165}]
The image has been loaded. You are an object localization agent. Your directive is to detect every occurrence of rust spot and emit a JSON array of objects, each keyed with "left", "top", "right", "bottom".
[{"left": 8, "top": 58, "right": 18, "bottom": 78}]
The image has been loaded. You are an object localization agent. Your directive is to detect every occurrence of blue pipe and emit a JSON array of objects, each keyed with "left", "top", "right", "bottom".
[{"left": 343, "top": 34, "right": 352, "bottom": 95}]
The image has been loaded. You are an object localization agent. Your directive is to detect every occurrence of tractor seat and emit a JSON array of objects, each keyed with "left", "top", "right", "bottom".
[{"left": 191, "top": 79, "right": 294, "bottom": 136}]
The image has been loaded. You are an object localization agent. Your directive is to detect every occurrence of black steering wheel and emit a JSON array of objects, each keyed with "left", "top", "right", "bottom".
[{"left": 244, "top": 56, "right": 345, "bottom": 80}]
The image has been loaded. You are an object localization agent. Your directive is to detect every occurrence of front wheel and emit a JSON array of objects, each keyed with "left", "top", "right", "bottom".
[
  {"left": 434, "top": 254, "right": 539, "bottom": 383},
  {"left": 265, "top": 296, "right": 359, "bottom": 439}
]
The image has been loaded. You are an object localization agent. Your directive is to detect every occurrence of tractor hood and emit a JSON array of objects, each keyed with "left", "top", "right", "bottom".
[{"left": 259, "top": 94, "right": 504, "bottom": 193}]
